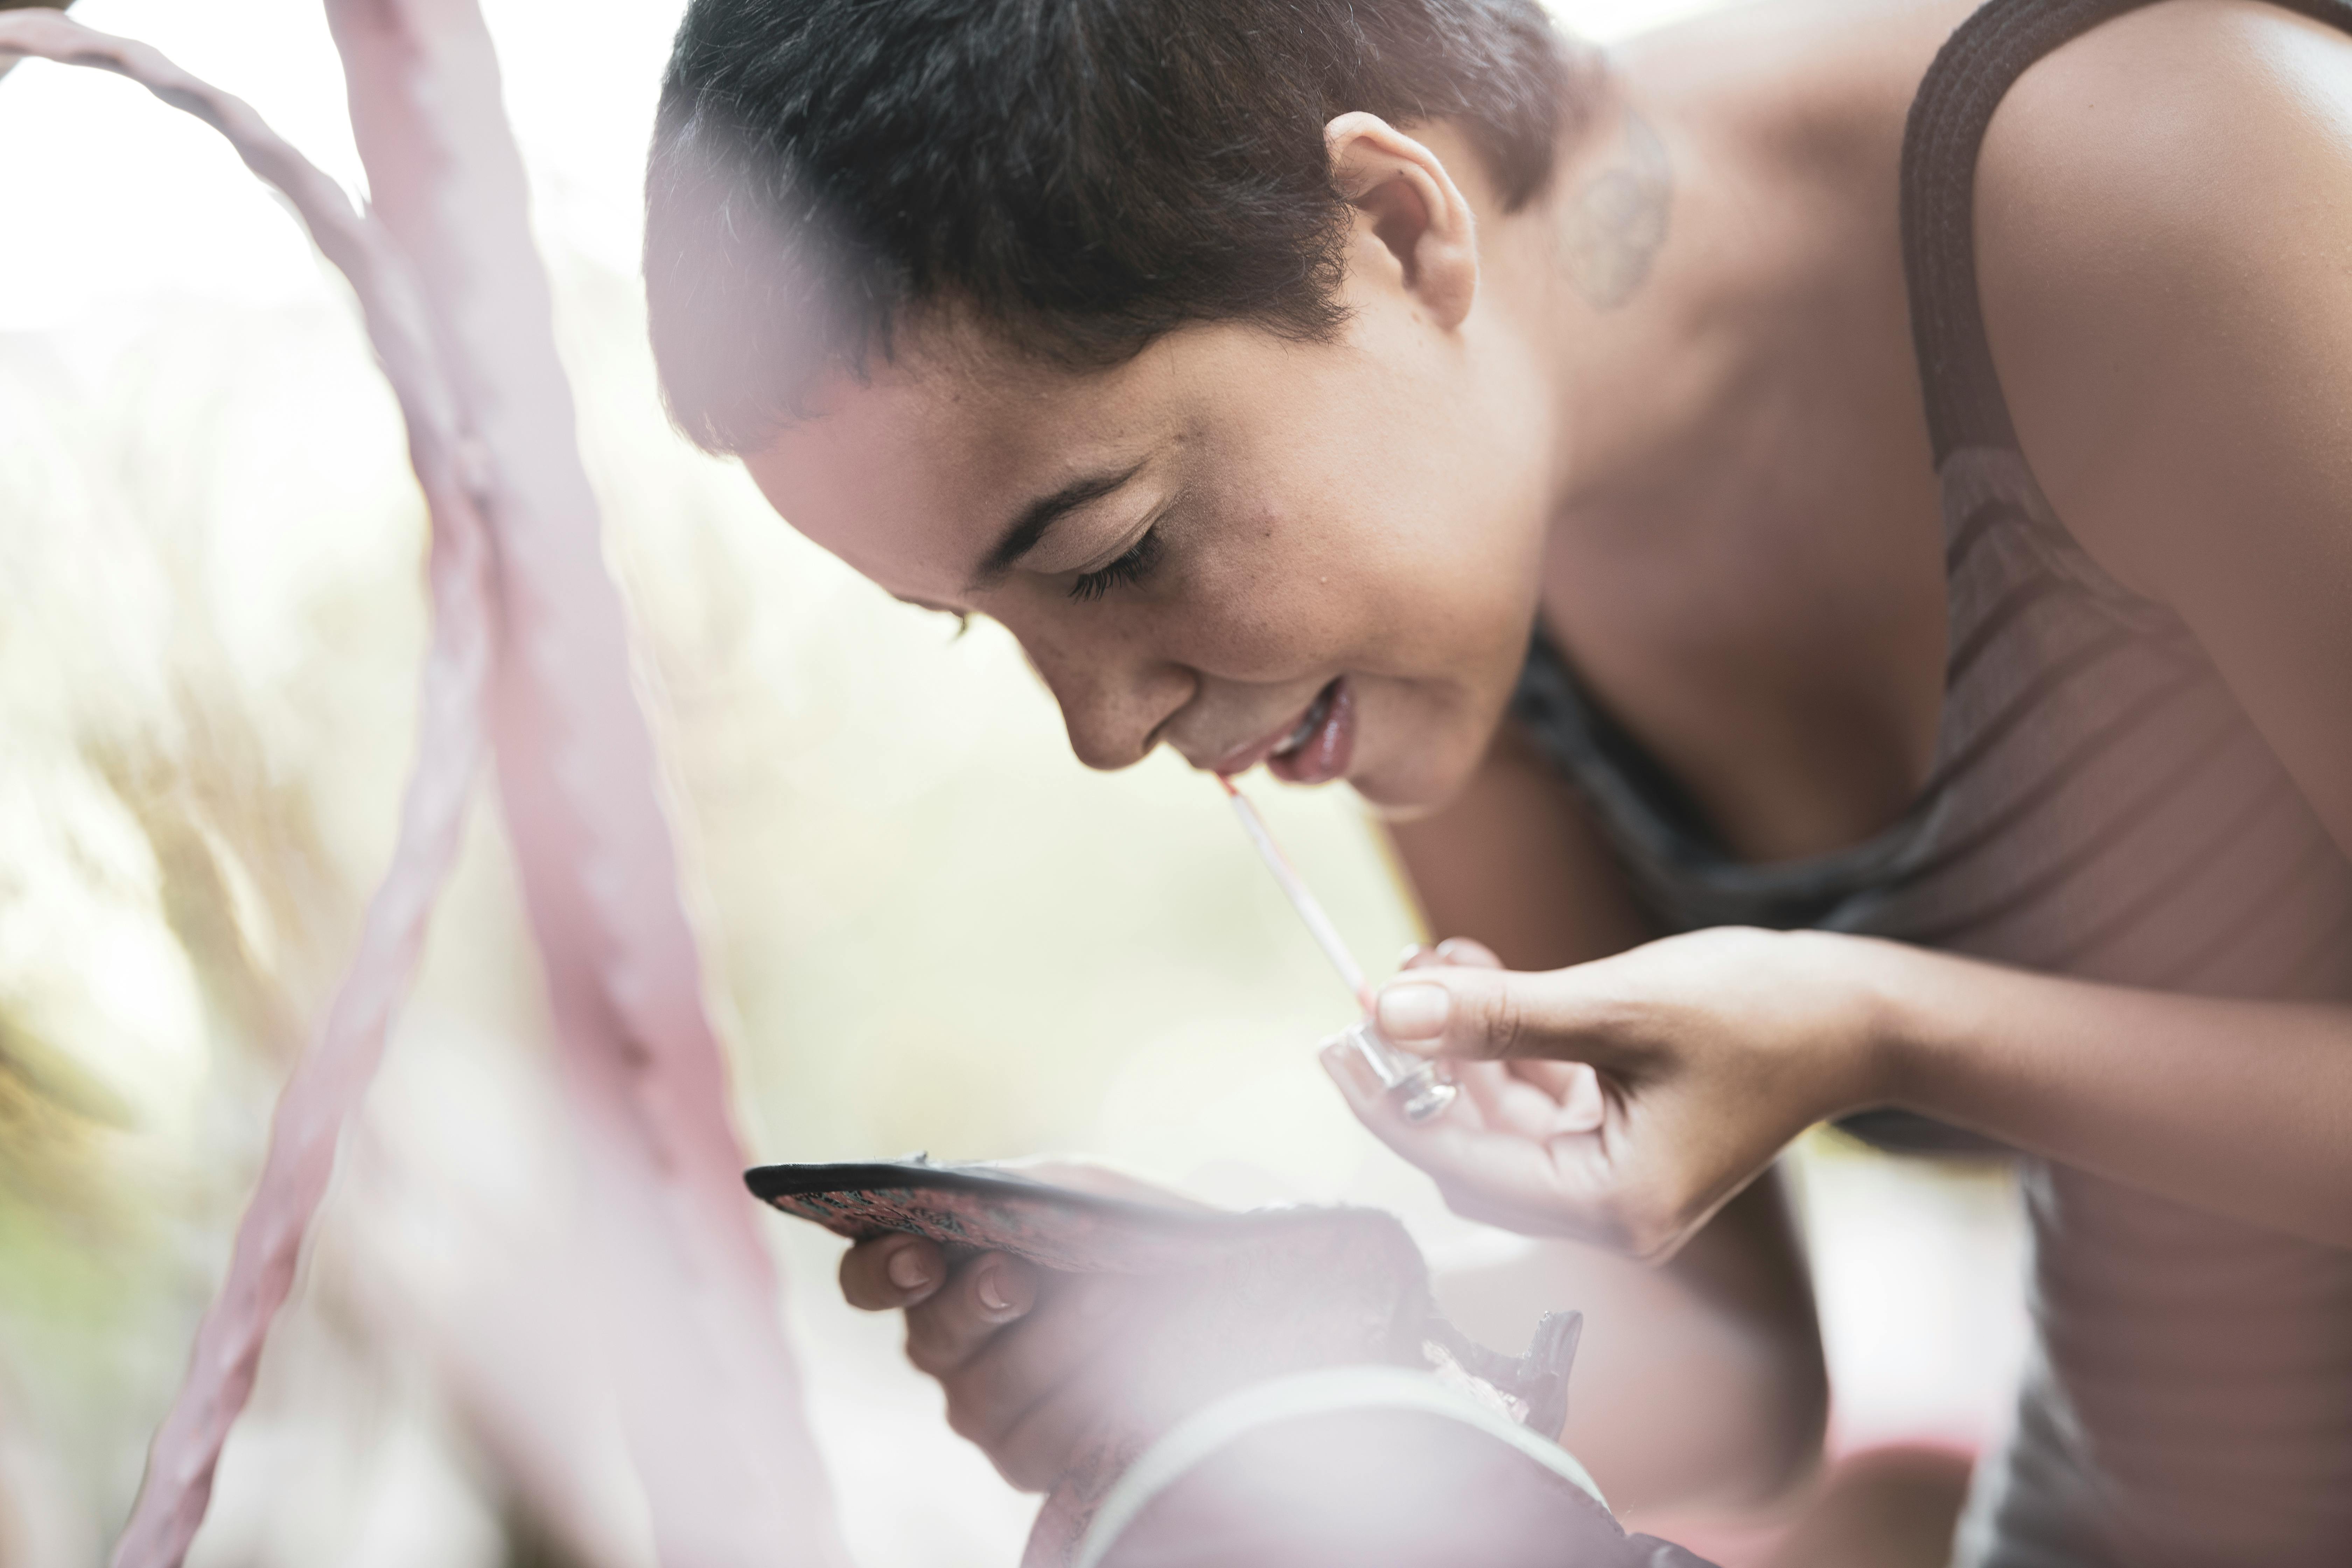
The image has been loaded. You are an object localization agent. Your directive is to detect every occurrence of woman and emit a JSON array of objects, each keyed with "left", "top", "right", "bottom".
[{"left": 645, "top": 0, "right": 2352, "bottom": 1560}]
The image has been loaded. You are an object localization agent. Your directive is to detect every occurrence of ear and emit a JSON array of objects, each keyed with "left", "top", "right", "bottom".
[{"left": 1324, "top": 112, "right": 1479, "bottom": 330}]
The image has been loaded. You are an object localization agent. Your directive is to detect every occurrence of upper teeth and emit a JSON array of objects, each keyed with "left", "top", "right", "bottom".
[{"left": 1274, "top": 689, "right": 1331, "bottom": 757}]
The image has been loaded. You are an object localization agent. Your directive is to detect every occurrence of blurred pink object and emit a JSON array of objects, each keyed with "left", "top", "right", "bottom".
[
  {"left": 0, "top": 8, "right": 844, "bottom": 1566},
  {"left": 323, "top": 4, "right": 842, "bottom": 1563}
]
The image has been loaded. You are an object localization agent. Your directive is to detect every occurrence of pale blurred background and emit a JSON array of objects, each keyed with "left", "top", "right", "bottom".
[{"left": 0, "top": 1, "right": 2024, "bottom": 1562}]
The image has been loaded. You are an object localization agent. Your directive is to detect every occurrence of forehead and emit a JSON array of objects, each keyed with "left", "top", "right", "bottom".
[{"left": 742, "top": 331, "right": 1178, "bottom": 602}]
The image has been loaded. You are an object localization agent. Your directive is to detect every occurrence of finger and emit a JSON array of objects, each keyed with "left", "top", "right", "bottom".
[
  {"left": 1331, "top": 1019, "right": 1708, "bottom": 1256},
  {"left": 1320, "top": 1030, "right": 1499, "bottom": 1132},
  {"left": 1322, "top": 1033, "right": 1444, "bottom": 1144},
  {"left": 1472, "top": 1060, "right": 1585, "bottom": 1139},
  {"left": 1475, "top": 1059, "right": 1612, "bottom": 1137},
  {"left": 1456, "top": 1057, "right": 1518, "bottom": 1126},
  {"left": 1321, "top": 1032, "right": 1387, "bottom": 1104},
  {"left": 945, "top": 1275, "right": 1131, "bottom": 1489},
  {"left": 1326, "top": 1038, "right": 1608, "bottom": 1176},
  {"left": 840, "top": 1234, "right": 947, "bottom": 1310},
  {"left": 1351, "top": 1099, "right": 1616, "bottom": 1235},
  {"left": 1555, "top": 1062, "right": 1608, "bottom": 1133},
  {"left": 1399, "top": 937, "right": 1501, "bottom": 973},
  {"left": 1321, "top": 1040, "right": 1530, "bottom": 1184},
  {"left": 1320, "top": 1042, "right": 1622, "bottom": 1239},
  {"left": 1372, "top": 964, "right": 1623, "bottom": 1066},
  {"left": 1373, "top": 964, "right": 1522, "bottom": 1060},
  {"left": 905, "top": 1252, "right": 1041, "bottom": 1377}
]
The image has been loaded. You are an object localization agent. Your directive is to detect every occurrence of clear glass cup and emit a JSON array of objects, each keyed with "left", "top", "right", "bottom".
[{"left": 1327, "top": 1019, "right": 1459, "bottom": 1123}]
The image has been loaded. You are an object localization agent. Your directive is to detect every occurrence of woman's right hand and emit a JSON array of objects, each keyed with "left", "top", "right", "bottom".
[
  {"left": 1322, "top": 937, "right": 1620, "bottom": 1238},
  {"left": 1324, "top": 926, "right": 1886, "bottom": 1260}
]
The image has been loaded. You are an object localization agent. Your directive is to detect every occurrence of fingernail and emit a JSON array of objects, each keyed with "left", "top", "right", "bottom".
[
  {"left": 1398, "top": 943, "right": 1429, "bottom": 969},
  {"left": 886, "top": 1246, "right": 933, "bottom": 1292},
  {"left": 976, "top": 1268, "right": 1011, "bottom": 1312},
  {"left": 1320, "top": 1038, "right": 1374, "bottom": 1097},
  {"left": 1377, "top": 981, "right": 1451, "bottom": 1040}
]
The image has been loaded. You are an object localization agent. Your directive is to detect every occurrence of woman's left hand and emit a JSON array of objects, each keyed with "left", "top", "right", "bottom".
[{"left": 1324, "top": 927, "right": 1891, "bottom": 1261}]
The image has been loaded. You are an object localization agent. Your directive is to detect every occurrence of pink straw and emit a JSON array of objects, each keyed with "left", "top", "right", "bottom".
[{"left": 1217, "top": 775, "right": 1375, "bottom": 1014}]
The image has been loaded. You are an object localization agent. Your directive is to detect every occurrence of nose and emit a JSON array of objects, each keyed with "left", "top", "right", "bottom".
[{"left": 1012, "top": 619, "right": 1196, "bottom": 772}]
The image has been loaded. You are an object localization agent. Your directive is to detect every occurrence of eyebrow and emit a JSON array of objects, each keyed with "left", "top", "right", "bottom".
[{"left": 966, "top": 461, "right": 1146, "bottom": 593}]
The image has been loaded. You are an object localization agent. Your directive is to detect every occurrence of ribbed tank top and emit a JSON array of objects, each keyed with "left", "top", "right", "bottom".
[{"left": 1508, "top": 2, "right": 2352, "bottom": 1560}]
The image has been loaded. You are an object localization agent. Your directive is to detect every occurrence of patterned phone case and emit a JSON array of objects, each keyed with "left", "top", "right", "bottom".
[{"left": 745, "top": 1157, "right": 1412, "bottom": 1274}]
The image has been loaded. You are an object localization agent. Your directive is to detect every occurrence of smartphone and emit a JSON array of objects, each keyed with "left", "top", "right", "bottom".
[{"left": 746, "top": 1156, "right": 1406, "bottom": 1273}]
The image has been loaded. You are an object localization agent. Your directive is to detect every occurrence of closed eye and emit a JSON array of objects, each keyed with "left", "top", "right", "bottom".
[{"left": 1067, "top": 526, "right": 1164, "bottom": 602}]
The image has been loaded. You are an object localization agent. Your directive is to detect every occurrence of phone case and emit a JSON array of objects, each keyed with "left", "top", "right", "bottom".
[{"left": 744, "top": 1156, "right": 1438, "bottom": 1273}]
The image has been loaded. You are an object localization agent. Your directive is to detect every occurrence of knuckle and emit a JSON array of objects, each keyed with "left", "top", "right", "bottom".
[
  {"left": 903, "top": 1332, "right": 948, "bottom": 1377},
  {"left": 993, "top": 1436, "right": 1055, "bottom": 1493},
  {"left": 903, "top": 1310, "right": 974, "bottom": 1376},
  {"left": 939, "top": 1367, "right": 1005, "bottom": 1443},
  {"left": 959, "top": 1348, "right": 1016, "bottom": 1412},
  {"left": 1612, "top": 1191, "right": 1686, "bottom": 1262},
  {"left": 993, "top": 1456, "right": 1049, "bottom": 1494},
  {"left": 1625, "top": 1223, "right": 1674, "bottom": 1262},
  {"left": 942, "top": 1394, "right": 988, "bottom": 1445},
  {"left": 1488, "top": 989, "right": 1530, "bottom": 1060},
  {"left": 1437, "top": 937, "right": 1500, "bottom": 970},
  {"left": 843, "top": 1236, "right": 941, "bottom": 1310},
  {"left": 1630, "top": 1226, "right": 1684, "bottom": 1265},
  {"left": 1583, "top": 1192, "right": 1638, "bottom": 1251}
]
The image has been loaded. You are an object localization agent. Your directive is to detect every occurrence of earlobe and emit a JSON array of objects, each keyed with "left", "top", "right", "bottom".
[{"left": 1324, "top": 111, "right": 1479, "bottom": 330}]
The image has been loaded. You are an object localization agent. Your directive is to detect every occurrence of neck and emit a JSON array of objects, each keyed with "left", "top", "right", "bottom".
[
  {"left": 1524, "top": 0, "right": 1970, "bottom": 533},
  {"left": 1478, "top": 0, "right": 1971, "bottom": 855}
]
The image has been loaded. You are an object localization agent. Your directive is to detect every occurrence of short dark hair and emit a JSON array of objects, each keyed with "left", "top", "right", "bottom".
[{"left": 645, "top": 0, "right": 1589, "bottom": 453}]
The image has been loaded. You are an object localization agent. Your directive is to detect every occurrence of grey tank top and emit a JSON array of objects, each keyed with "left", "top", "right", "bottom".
[{"left": 1509, "top": 1, "right": 2352, "bottom": 1561}]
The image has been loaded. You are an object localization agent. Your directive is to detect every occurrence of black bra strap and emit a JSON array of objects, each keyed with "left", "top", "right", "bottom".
[{"left": 1900, "top": 0, "right": 2352, "bottom": 465}]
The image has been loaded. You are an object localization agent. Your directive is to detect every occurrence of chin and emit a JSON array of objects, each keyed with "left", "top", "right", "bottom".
[
  {"left": 1339, "top": 670, "right": 1511, "bottom": 817},
  {"left": 1347, "top": 732, "right": 1486, "bottom": 819}
]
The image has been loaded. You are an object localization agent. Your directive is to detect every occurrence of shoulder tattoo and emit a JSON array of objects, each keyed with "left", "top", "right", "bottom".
[{"left": 1561, "top": 107, "right": 1672, "bottom": 311}]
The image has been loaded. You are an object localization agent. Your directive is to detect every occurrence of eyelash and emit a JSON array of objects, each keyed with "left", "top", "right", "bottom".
[{"left": 1067, "top": 527, "right": 1164, "bottom": 603}]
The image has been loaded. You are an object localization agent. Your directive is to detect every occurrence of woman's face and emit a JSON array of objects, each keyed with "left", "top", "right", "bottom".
[{"left": 744, "top": 258, "right": 1556, "bottom": 813}]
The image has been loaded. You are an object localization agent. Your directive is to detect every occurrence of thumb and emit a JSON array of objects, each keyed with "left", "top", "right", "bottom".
[{"left": 1373, "top": 964, "right": 1540, "bottom": 1062}]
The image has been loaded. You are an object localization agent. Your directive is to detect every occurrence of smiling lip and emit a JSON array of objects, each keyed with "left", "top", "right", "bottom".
[
  {"left": 1268, "top": 678, "right": 1352, "bottom": 785},
  {"left": 1208, "top": 678, "right": 1353, "bottom": 784}
]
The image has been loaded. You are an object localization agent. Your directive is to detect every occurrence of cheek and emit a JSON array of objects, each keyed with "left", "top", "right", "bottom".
[
  {"left": 1341, "top": 483, "right": 1546, "bottom": 686},
  {"left": 1153, "top": 460, "right": 1542, "bottom": 692},
  {"left": 1340, "top": 472, "right": 1551, "bottom": 808},
  {"left": 1171, "top": 494, "right": 1358, "bottom": 672}
]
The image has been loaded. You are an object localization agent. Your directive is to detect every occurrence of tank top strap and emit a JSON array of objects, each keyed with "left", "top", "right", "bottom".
[{"left": 1901, "top": 0, "right": 2352, "bottom": 465}]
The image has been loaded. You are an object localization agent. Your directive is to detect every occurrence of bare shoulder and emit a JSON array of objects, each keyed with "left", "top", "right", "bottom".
[
  {"left": 1972, "top": 0, "right": 2352, "bottom": 592},
  {"left": 1977, "top": 0, "right": 2352, "bottom": 264}
]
